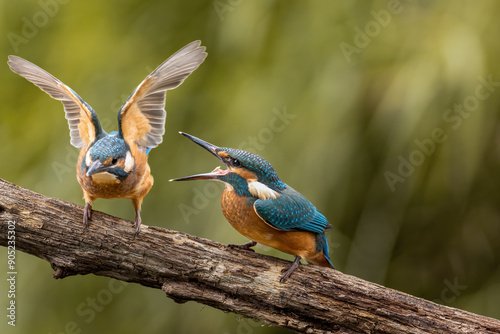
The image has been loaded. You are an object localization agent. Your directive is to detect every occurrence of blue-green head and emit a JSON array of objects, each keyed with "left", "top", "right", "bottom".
[
  {"left": 83, "top": 132, "right": 135, "bottom": 182},
  {"left": 170, "top": 132, "right": 286, "bottom": 198}
]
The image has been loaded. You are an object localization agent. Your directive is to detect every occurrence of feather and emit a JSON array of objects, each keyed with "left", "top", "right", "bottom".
[
  {"left": 248, "top": 180, "right": 280, "bottom": 200},
  {"left": 7, "top": 55, "right": 104, "bottom": 148},
  {"left": 118, "top": 40, "right": 207, "bottom": 150},
  {"left": 253, "top": 186, "right": 330, "bottom": 234}
]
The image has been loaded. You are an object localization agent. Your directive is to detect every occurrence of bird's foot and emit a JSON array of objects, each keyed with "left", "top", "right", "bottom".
[
  {"left": 83, "top": 203, "right": 92, "bottom": 229},
  {"left": 227, "top": 241, "right": 257, "bottom": 252},
  {"left": 280, "top": 255, "right": 302, "bottom": 283},
  {"left": 133, "top": 211, "right": 142, "bottom": 238}
]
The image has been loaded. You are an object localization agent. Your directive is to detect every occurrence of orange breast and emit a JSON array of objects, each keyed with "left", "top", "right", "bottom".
[{"left": 220, "top": 188, "right": 327, "bottom": 266}]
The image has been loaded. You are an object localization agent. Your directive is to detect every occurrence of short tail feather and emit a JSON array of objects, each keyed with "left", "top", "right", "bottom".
[{"left": 315, "top": 233, "right": 335, "bottom": 269}]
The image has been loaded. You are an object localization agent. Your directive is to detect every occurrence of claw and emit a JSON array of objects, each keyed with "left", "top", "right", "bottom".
[
  {"left": 280, "top": 255, "right": 301, "bottom": 283},
  {"left": 227, "top": 241, "right": 257, "bottom": 252}
]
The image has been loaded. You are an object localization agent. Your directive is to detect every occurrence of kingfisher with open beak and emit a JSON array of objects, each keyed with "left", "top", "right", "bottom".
[
  {"left": 170, "top": 132, "right": 334, "bottom": 282},
  {"left": 8, "top": 41, "right": 207, "bottom": 236}
]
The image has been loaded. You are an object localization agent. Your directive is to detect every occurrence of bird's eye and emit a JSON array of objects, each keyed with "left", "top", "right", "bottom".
[
  {"left": 231, "top": 159, "right": 241, "bottom": 167},
  {"left": 111, "top": 158, "right": 118, "bottom": 165}
]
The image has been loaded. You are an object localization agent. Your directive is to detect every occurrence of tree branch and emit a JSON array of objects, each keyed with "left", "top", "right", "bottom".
[{"left": 0, "top": 178, "right": 498, "bottom": 333}]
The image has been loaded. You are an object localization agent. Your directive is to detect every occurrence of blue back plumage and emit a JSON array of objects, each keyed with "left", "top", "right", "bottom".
[{"left": 254, "top": 186, "right": 330, "bottom": 234}]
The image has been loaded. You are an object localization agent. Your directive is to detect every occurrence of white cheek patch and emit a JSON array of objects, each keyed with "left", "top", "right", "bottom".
[
  {"left": 85, "top": 150, "right": 92, "bottom": 166},
  {"left": 124, "top": 151, "right": 134, "bottom": 173},
  {"left": 248, "top": 180, "right": 280, "bottom": 200}
]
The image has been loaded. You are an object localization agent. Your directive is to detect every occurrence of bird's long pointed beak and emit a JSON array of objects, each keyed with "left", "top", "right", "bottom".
[
  {"left": 179, "top": 132, "right": 220, "bottom": 158},
  {"left": 86, "top": 160, "right": 108, "bottom": 177},
  {"left": 169, "top": 132, "right": 229, "bottom": 182},
  {"left": 170, "top": 167, "right": 228, "bottom": 182},
  {"left": 170, "top": 174, "right": 213, "bottom": 181}
]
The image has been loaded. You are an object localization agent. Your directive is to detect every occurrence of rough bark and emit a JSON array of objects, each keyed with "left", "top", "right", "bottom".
[{"left": 0, "top": 178, "right": 499, "bottom": 334}]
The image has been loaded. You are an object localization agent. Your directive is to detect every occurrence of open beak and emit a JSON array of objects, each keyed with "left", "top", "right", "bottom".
[
  {"left": 169, "top": 132, "right": 230, "bottom": 182},
  {"left": 86, "top": 160, "right": 111, "bottom": 177}
]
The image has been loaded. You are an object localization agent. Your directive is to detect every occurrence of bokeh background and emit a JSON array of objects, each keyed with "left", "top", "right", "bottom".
[{"left": 1, "top": 0, "right": 500, "bottom": 333}]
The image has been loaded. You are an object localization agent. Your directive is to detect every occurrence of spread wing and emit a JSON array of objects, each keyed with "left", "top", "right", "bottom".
[
  {"left": 7, "top": 56, "right": 104, "bottom": 148},
  {"left": 253, "top": 186, "right": 330, "bottom": 234},
  {"left": 117, "top": 40, "right": 207, "bottom": 150}
]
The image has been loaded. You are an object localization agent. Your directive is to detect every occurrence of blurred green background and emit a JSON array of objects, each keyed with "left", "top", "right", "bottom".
[{"left": 1, "top": 0, "right": 500, "bottom": 333}]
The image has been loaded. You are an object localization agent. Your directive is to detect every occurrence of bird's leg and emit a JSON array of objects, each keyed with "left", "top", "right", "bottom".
[
  {"left": 83, "top": 202, "right": 92, "bottom": 229},
  {"left": 280, "top": 255, "right": 302, "bottom": 283},
  {"left": 133, "top": 209, "right": 142, "bottom": 238},
  {"left": 227, "top": 241, "right": 257, "bottom": 252},
  {"left": 131, "top": 199, "right": 142, "bottom": 238}
]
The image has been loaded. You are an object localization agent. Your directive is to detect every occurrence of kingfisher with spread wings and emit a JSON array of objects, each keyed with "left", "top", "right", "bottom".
[{"left": 8, "top": 41, "right": 207, "bottom": 236}]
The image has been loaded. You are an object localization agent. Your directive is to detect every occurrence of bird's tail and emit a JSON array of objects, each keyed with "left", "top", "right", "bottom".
[{"left": 313, "top": 233, "right": 335, "bottom": 269}]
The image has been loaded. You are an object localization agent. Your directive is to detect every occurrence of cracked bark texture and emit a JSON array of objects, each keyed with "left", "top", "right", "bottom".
[{"left": 0, "top": 178, "right": 499, "bottom": 334}]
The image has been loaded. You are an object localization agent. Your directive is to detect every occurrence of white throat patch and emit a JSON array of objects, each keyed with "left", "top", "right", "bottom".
[
  {"left": 91, "top": 172, "right": 119, "bottom": 184},
  {"left": 248, "top": 180, "right": 280, "bottom": 200}
]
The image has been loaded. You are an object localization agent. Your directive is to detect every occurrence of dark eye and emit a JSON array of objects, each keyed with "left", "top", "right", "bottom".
[{"left": 231, "top": 158, "right": 241, "bottom": 167}]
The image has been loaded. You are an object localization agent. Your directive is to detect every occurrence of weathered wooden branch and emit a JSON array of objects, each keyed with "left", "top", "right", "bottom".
[{"left": 0, "top": 178, "right": 499, "bottom": 333}]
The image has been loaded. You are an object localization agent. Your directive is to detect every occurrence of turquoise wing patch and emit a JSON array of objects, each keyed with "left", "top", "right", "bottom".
[{"left": 253, "top": 186, "right": 329, "bottom": 234}]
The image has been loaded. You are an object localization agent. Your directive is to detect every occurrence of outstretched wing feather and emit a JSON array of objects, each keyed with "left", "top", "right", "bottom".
[
  {"left": 7, "top": 55, "right": 101, "bottom": 148},
  {"left": 118, "top": 40, "right": 207, "bottom": 150}
]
